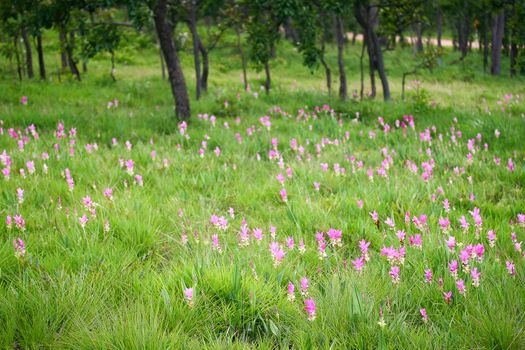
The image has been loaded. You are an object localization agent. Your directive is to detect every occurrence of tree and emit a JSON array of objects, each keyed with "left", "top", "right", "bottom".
[{"left": 151, "top": 0, "right": 191, "bottom": 119}]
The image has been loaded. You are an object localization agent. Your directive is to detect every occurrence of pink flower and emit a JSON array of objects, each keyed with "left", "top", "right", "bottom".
[
  {"left": 276, "top": 173, "right": 285, "bottom": 185},
  {"left": 359, "top": 239, "right": 370, "bottom": 260},
  {"left": 424, "top": 268, "right": 432, "bottom": 284},
  {"left": 16, "top": 188, "right": 24, "bottom": 204},
  {"left": 446, "top": 236, "right": 456, "bottom": 251},
  {"left": 389, "top": 266, "right": 400, "bottom": 284},
  {"left": 420, "top": 308, "right": 428, "bottom": 323},
  {"left": 327, "top": 228, "right": 342, "bottom": 246},
  {"left": 456, "top": 279, "right": 466, "bottom": 296},
  {"left": 300, "top": 277, "right": 309, "bottom": 296},
  {"left": 449, "top": 260, "right": 459, "bottom": 278},
  {"left": 14, "top": 214, "right": 25, "bottom": 231},
  {"left": 313, "top": 182, "right": 320, "bottom": 191},
  {"left": 103, "top": 188, "right": 113, "bottom": 200},
  {"left": 184, "top": 288, "right": 194, "bottom": 306},
  {"left": 20, "top": 96, "right": 28, "bottom": 105},
  {"left": 506, "top": 261, "right": 516, "bottom": 277},
  {"left": 409, "top": 234, "right": 422, "bottom": 248},
  {"left": 210, "top": 215, "right": 228, "bottom": 230},
  {"left": 269, "top": 241, "right": 285, "bottom": 266},
  {"left": 471, "top": 267, "right": 480, "bottom": 287},
  {"left": 253, "top": 228, "right": 264, "bottom": 241},
  {"left": 443, "top": 291, "right": 452, "bottom": 304},
  {"left": 487, "top": 230, "right": 496, "bottom": 247},
  {"left": 134, "top": 174, "right": 143, "bottom": 186},
  {"left": 352, "top": 256, "right": 365, "bottom": 273},
  {"left": 125, "top": 159, "right": 134, "bottom": 175},
  {"left": 6, "top": 215, "right": 12, "bottom": 229},
  {"left": 304, "top": 298, "right": 316, "bottom": 321},
  {"left": 211, "top": 234, "right": 222, "bottom": 252},
  {"left": 280, "top": 188, "right": 288, "bottom": 202},
  {"left": 369, "top": 210, "right": 379, "bottom": 223},
  {"left": 287, "top": 282, "right": 295, "bottom": 301},
  {"left": 13, "top": 237, "right": 26, "bottom": 258},
  {"left": 79, "top": 214, "right": 88, "bottom": 228},
  {"left": 356, "top": 199, "right": 364, "bottom": 209}
]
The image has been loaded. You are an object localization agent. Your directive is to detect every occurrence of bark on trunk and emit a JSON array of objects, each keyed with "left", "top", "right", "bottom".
[
  {"left": 354, "top": 3, "right": 390, "bottom": 101},
  {"left": 414, "top": 21, "right": 423, "bottom": 53},
  {"left": 14, "top": 36, "right": 22, "bottom": 81},
  {"left": 335, "top": 15, "right": 347, "bottom": 100},
  {"left": 188, "top": 0, "right": 201, "bottom": 99},
  {"left": 491, "top": 10, "right": 505, "bottom": 76},
  {"left": 36, "top": 33, "right": 46, "bottom": 80},
  {"left": 236, "top": 27, "right": 248, "bottom": 91},
  {"left": 59, "top": 30, "right": 68, "bottom": 71},
  {"left": 153, "top": 0, "right": 191, "bottom": 119},
  {"left": 483, "top": 13, "right": 489, "bottom": 73},
  {"left": 437, "top": 8, "right": 442, "bottom": 48},
  {"left": 21, "top": 28, "right": 34, "bottom": 79},
  {"left": 198, "top": 39, "right": 209, "bottom": 92},
  {"left": 264, "top": 61, "right": 271, "bottom": 94},
  {"left": 65, "top": 31, "right": 81, "bottom": 81},
  {"left": 320, "top": 38, "right": 331, "bottom": 96}
]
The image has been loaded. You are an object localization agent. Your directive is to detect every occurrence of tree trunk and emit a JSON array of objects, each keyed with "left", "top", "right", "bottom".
[
  {"left": 414, "top": 21, "right": 423, "bottom": 53},
  {"left": 360, "top": 38, "right": 366, "bottom": 100},
  {"left": 14, "top": 36, "right": 22, "bottom": 81},
  {"left": 354, "top": 3, "right": 390, "bottom": 101},
  {"left": 366, "top": 35, "right": 376, "bottom": 98},
  {"left": 510, "top": 23, "right": 518, "bottom": 77},
  {"left": 59, "top": 30, "right": 68, "bottom": 71},
  {"left": 36, "top": 33, "right": 46, "bottom": 80},
  {"left": 153, "top": 0, "right": 191, "bottom": 119},
  {"left": 491, "top": 10, "right": 504, "bottom": 76},
  {"left": 437, "top": 8, "right": 442, "bottom": 48},
  {"left": 65, "top": 31, "right": 81, "bottom": 81},
  {"left": 21, "top": 28, "right": 34, "bottom": 79},
  {"left": 483, "top": 13, "right": 489, "bottom": 73},
  {"left": 320, "top": 38, "right": 331, "bottom": 96},
  {"left": 110, "top": 51, "right": 116, "bottom": 81},
  {"left": 236, "top": 27, "right": 248, "bottom": 91},
  {"left": 264, "top": 61, "right": 271, "bottom": 94},
  {"left": 335, "top": 15, "right": 347, "bottom": 100},
  {"left": 188, "top": 0, "right": 201, "bottom": 99},
  {"left": 457, "top": 12, "right": 470, "bottom": 59},
  {"left": 198, "top": 39, "right": 209, "bottom": 92}
]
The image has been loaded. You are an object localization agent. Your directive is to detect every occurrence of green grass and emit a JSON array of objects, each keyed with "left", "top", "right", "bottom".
[{"left": 0, "top": 30, "right": 525, "bottom": 349}]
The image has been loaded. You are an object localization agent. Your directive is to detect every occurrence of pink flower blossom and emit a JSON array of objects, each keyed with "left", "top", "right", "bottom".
[
  {"left": 184, "top": 288, "right": 194, "bottom": 306},
  {"left": 304, "top": 298, "right": 316, "bottom": 321}
]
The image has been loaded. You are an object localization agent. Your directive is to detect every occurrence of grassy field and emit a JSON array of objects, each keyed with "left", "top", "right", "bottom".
[{"left": 1, "top": 31, "right": 525, "bottom": 349}]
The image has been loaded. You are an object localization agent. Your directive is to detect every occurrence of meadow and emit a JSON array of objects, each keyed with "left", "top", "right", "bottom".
[{"left": 1, "top": 32, "right": 525, "bottom": 349}]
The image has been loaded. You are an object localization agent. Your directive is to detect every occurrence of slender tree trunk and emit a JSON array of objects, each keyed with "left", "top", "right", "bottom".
[
  {"left": 366, "top": 35, "right": 376, "bottom": 98},
  {"left": 188, "top": 0, "right": 201, "bottom": 99},
  {"left": 483, "top": 13, "right": 489, "bottom": 73},
  {"left": 153, "top": 0, "right": 191, "bottom": 119},
  {"left": 352, "top": 31, "right": 357, "bottom": 45},
  {"left": 59, "top": 30, "right": 68, "bottom": 71},
  {"left": 437, "top": 8, "right": 442, "bottom": 48},
  {"left": 21, "top": 28, "right": 34, "bottom": 79},
  {"left": 65, "top": 31, "right": 81, "bottom": 81},
  {"left": 510, "top": 26, "right": 518, "bottom": 77},
  {"left": 36, "top": 33, "right": 46, "bottom": 80},
  {"left": 14, "top": 36, "right": 22, "bottom": 81},
  {"left": 198, "top": 39, "right": 209, "bottom": 92},
  {"left": 491, "top": 9, "right": 504, "bottom": 75},
  {"left": 335, "top": 15, "right": 347, "bottom": 100},
  {"left": 320, "top": 38, "right": 331, "bottom": 96},
  {"left": 264, "top": 61, "right": 271, "bottom": 94},
  {"left": 236, "top": 27, "right": 248, "bottom": 91},
  {"left": 360, "top": 38, "right": 365, "bottom": 100},
  {"left": 414, "top": 21, "right": 423, "bottom": 53},
  {"left": 110, "top": 51, "right": 116, "bottom": 81},
  {"left": 157, "top": 36, "right": 166, "bottom": 79}
]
